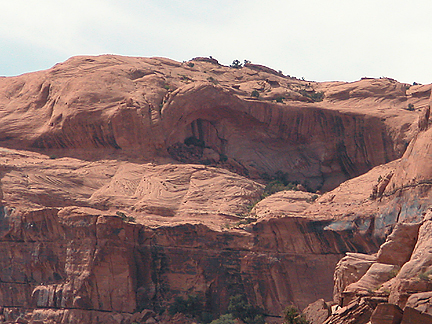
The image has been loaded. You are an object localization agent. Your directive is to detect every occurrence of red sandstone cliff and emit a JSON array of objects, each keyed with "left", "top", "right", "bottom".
[
  {"left": 0, "top": 55, "right": 430, "bottom": 323},
  {"left": 303, "top": 106, "right": 432, "bottom": 324},
  {"left": 0, "top": 55, "right": 424, "bottom": 191}
]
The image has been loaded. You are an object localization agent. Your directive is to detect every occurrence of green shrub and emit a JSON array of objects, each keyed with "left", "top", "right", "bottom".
[
  {"left": 228, "top": 295, "right": 264, "bottom": 324},
  {"left": 407, "top": 103, "right": 415, "bottom": 111},
  {"left": 418, "top": 269, "right": 432, "bottom": 282},
  {"left": 306, "top": 194, "right": 319, "bottom": 203},
  {"left": 230, "top": 60, "right": 242, "bottom": 69},
  {"left": 187, "top": 62, "right": 195, "bottom": 68},
  {"left": 184, "top": 136, "right": 205, "bottom": 147},
  {"left": 201, "top": 312, "right": 215, "bottom": 323},
  {"left": 241, "top": 172, "right": 300, "bottom": 217},
  {"left": 299, "top": 89, "right": 324, "bottom": 102},
  {"left": 260, "top": 172, "right": 271, "bottom": 181},
  {"left": 116, "top": 211, "right": 135, "bottom": 222},
  {"left": 275, "top": 96, "right": 285, "bottom": 103},
  {"left": 251, "top": 90, "right": 260, "bottom": 98},
  {"left": 180, "top": 74, "right": 193, "bottom": 82},
  {"left": 234, "top": 217, "right": 257, "bottom": 227},
  {"left": 274, "top": 170, "right": 290, "bottom": 185},
  {"left": 283, "top": 305, "right": 309, "bottom": 324},
  {"left": 257, "top": 171, "right": 299, "bottom": 200},
  {"left": 219, "top": 153, "right": 228, "bottom": 162},
  {"left": 388, "top": 267, "right": 400, "bottom": 279},
  {"left": 207, "top": 76, "right": 219, "bottom": 84},
  {"left": 252, "top": 315, "right": 265, "bottom": 324},
  {"left": 264, "top": 180, "right": 297, "bottom": 196},
  {"left": 264, "top": 181, "right": 290, "bottom": 196},
  {"left": 210, "top": 314, "right": 235, "bottom": 324},
  {"left": 168, "top": 294, "right": 203, "bottom": 318}
]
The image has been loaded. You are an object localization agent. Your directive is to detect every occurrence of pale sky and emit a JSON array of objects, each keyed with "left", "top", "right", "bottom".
[{"left": 1, "top": 0, "right": 431, "bottom": 84}]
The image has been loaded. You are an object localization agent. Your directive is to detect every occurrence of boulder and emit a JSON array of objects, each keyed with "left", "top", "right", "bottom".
[
  {"left": 323, "top": 298, "right": 373, "bottom": 324},
  {"left": 343, "top": 263, "right": 399, "bottom": 305},
  {"left": 388, "top": 216, "right": 432, "bottom": 307},
  {"left": 303, "top": 299, "right": 331, "bottom": 324},
  {"left": 333, "top": 253, "right": 377, "bottom": 305},
  {"left": 129, "top": 309, "right": 156, "bottom": 323},
  {"left": 370, "top": 303, "right": 403, "bottom": 324},
  {"left": 376, "top": 222, "right": 421, "bottom": 266},
  {"left": 401, "top": 307, "right": 432, "bottom": 324},
  {"left": 405, "top": 292, "right": 432, "bottom": 316}
]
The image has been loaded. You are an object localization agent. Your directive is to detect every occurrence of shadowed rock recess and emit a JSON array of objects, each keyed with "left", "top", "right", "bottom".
[{"left": 0, "top": 55, "right": 431, "bottom": 323}]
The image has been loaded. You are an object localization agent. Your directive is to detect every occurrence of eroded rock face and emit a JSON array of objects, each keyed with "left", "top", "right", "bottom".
[
  {"left": 323, "top": 298, "right": 375, "bottom": 324},
  {"left": 0, "top": 55, "right": 431, "bottom": 323},
  {"left": 333, "top": 253, "right": 377, "bottom": 305},
  {"left": 376, "top": 222, "right": 421, "bottom": 266},
  {"left": 0, "top": 55, "right": 425, "bottom": 191},
  {"left": 0, "top": 206, "right": 138, "bottom": 312},
  {"left": 370, "top": 303, "right": 403, "bottom": 324},
  {"left": 303, "top": 299, "right": 331, "bottom": 324},
  {"left": 0, "top": 201, "right": 380, "bottom": 322},
  {"left": 305, "top": 109, "right": 432, "bottom": 323},
  {"left": 0, "top": 146, "right": 388, "bottom": 323},
  {"left": 321, "top": 212, "right": 432, "bottom": 323},
  {"left": 0, "top": 147, "right": 392, "bottom": 322},
  {"left": 405, "top": 292, "right": 432, "bottom": 316}
]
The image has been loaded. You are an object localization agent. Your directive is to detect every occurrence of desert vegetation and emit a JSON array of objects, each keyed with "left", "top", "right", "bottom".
[
  {"left": 167, "top": 294, "right": 265, "bottom": 324},
  {"left": 230, "top": 59, "right": 242, "bottom": 69},
  {"left": 299, "top": 89, "right": 324, "bottom": 102},
  {"left": 282, "top": 305, "right": 309, "bottom": 324},
  {"left": 251, "top": 90, "right": 260, "bottom": 98}
]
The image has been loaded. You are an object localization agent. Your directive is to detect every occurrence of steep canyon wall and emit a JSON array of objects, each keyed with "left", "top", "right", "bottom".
[{"left": 0, "top": 55, "right": 430, "bottom": 323}]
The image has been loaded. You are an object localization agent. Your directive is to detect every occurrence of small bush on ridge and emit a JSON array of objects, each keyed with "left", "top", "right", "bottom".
[
  {"left": 251, "top": 90, "right": 260, "bottom": 98},
  {"left": 230, "top": 59, "right": 242, "bottom": 69}
]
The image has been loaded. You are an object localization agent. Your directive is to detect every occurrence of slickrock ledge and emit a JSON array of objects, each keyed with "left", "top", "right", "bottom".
[{"left": 0, "top": 55, "right": 431, "bottom": 323}]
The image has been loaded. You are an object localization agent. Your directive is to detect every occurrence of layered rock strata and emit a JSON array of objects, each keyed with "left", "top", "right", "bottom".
[
  {"left": 0, "top": 55, "right": 427, "bottom": 191},
  {"left": 0, "top": 161, "right": 381, "bottom": 323},
  {"left": 0, "top": 55, "right": 431, "bottom": 323},
  {"left": 313, "top": 117, "right": 432, "bottom": 324}
]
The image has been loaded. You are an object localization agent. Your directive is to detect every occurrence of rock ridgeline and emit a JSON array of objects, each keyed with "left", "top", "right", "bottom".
[
  {"left": 0, "top": 55, "right": 424, "bottom": 191},
  {"left": 0, "top": 55, "right": 431, "bottom": 323}
]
